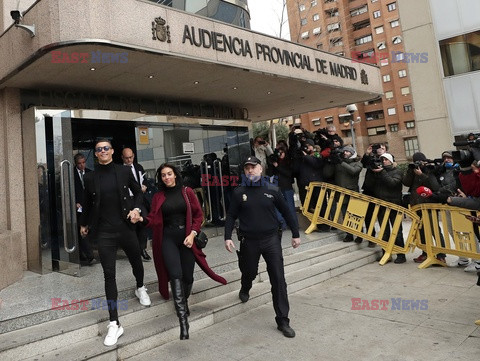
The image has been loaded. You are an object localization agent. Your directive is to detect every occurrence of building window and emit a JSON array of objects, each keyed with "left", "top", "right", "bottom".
[
  {"left": 313, "top": 14, "right": 320, "bottom": 21},
  {"left": 439, "top": 30, "right": 480, "bottom": 76},
  {"left": 299, "top": 4, "right": 306, "bottom": 11},
  {"left": 330, "top": 37, "right": 343, "bottom": 47},
  {"left": 355, "top": 34, "right": 373, "bottom": 45},
  {"left": 317, "top": 43, "right": 323, "bottom": 49},
  {"left": 373, "top": 10, "right": 381, "bottom": 18},
  {"left": 392, "top": 36, "right": 402, "bottom": 44},
  {"left": 390, "top": 19, "right": 399, "bottom": 28},
  {"left": 398, "top": 69, "right": 407, "bottom": 77},
  {"left": 313, "top": 27, "right": 322, "bottom": 35},
  {"left": 312, "top": 118, "right": 321, "bottom": 126},
  {"left": 405, "top": 120, "right": 415, "bottom": 128},
  {"left": 383, "top": 74, "right": 391, "bottom": 82},
  {"left": 377, "top": 41, "right": 386, "bottom": 50},
  {"left": 353, "top": 19, "right": 371, "bottom": 31},
  {"left": 387, "top": 2, "right": 396, "bottom": 11},
  {"left": 324, "top": 0, "right": 335, "bottom": 3},
  {"left": 367, "top": 126, "right": 387, "bottom": 136},
  {"left": 401, "top": 86, "right": 410, "bottom": 95},
  {"left": 365, "top": 110, "right": 384, "bottom": 120},
  {"left": 375, "top": 26, "right": 384, "bottom": 34},
  {"left": 387, "top": 107, "right": 396, "bottom": 115},
  {"left": 394, "top": 52, "right": 405, "bottom": 61},
  {"left": 380, "top": 58, "right": 389, "bottom": 66},
  {"left": 301, "top": 18, "right": 308, "bottom": 26},
  {"left": 404, "top": 138, "right": 419, "bottom": 157},
  {"left": 325, "top": 8, "right": 339, "bottom": 17},
  {"left": 350, "top": 5, "right": 368, "bottom": 17},
  {"left": 325, "top": 116, "right": 334, "bottom": 123},
  {"left": 327, "top": 22, "right": 341, "bottom": 32},
  {"left": 404, "top": 104, "right": 412, "bottom": 112},
  {"left": 389, "top": 124, "right": 399, "bottom": 132},
  {"left": 301, "top": 31, "right": 309, "bottom": 39},
  {"left": 371, "top": 0, "right": 378, "bottom": 2},
  {"left": 385, "top": 91, "right": 394, "bottom": 99}
]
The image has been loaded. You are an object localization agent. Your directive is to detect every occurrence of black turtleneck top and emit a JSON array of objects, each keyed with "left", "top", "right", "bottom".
[
  {"left": 96, "top": 162, "right": 124, "bottom": 232},
  {"left": 161, "top": 184, "right": 186, "bottom": 228}
]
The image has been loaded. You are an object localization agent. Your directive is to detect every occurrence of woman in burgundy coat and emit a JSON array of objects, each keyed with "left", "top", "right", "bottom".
[{"left": 137, "top": 163, "right": 226, "bottom": 340}]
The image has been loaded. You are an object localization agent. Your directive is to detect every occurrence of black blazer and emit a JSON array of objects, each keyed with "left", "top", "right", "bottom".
[
  {"left": 74, "top": 167, "right": 91, "bottom": 206},
  {"left": 80, "top": 163, "right": 143, "bottom": 234},
  {"left": 125, "top": 163, "right": 146, "bottom": 186}
]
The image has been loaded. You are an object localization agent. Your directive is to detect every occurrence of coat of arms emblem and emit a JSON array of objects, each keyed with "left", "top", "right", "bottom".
[
  {"left": 152, "top": 16, "right": 171, "bottom": 43},
  {"left": 360, "top": 69, "right": 369, "bottom": 85}
]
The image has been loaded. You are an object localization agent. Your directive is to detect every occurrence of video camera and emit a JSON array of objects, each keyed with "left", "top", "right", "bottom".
[
  {"left": 452, "top": 133, "right": 480, "bottom": 167},
  {"left": 408, "top": 159, "right": 442, "bottom": 171}
]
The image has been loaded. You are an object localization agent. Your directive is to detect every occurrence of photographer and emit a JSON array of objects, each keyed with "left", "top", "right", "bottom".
[
  {"left": 323, "top": 146, "right": 362, "bottom": 242},
  {"left": 358, "top": 143, "right": 387, "bottom": 245},
  {"left": 252, "top": 136, "right": 273, "bottom": 176},
  {"left": 402, "top": 152, "right": 446, "bottom": 263},
  {"left": 371, "top": 153, "right": 406, "bottom": 263},
  {"left": 297, "top": 138, "right": 324, "bottom": 211},
  {"left": 267, "top": 145, "right": 297, "bottom": 230}
]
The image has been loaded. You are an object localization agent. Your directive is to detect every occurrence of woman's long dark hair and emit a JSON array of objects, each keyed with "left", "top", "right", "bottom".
[{"left": 155, "top": 163, "right": 183, "bottom": 190}]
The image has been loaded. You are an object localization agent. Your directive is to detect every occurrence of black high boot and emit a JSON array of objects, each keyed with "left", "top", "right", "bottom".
[
  {"left": 170, "top": 279, "right": 189, "bottom": 340},
  {"left": 184, "top": 282, "right": 193, "bottom": 317}
]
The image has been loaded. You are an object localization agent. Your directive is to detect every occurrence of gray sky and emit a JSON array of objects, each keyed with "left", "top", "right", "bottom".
[{"left": 249, "top": 0, "right": 290, "bottom": 40}]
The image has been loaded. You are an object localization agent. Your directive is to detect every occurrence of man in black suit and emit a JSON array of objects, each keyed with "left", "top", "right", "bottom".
[
  {"left": 80, "top": 139, "right": 151, "bottom": 347},
  {"left": 73, "top": 153, "right": 95, "bottom": 265},
  {"left": 121, "top": 147, "right": 151, "bottom": 261}
]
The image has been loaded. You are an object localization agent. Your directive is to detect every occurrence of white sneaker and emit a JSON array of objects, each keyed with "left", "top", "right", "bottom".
[
  {"left": 458, "top": 258, "right": 469, "bottom": 267},
  {"left": 464, "top": 262, "right": 480, "bottom": 272},
  {"left": 104, "top": 321, "right": 124, "bottom": 346},
  {"left": 135, "top": 285, "right": 151, "bottom": 306}
]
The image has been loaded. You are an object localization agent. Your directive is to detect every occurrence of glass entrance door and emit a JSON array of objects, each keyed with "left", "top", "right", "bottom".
[{"left": 35, "top": 109, "right": 81, "bottom": 276}]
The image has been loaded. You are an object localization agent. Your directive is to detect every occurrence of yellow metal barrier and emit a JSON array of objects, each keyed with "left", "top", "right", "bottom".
[
  {"left": 410, "top": 204, "right": 480, "bottom": 269},
  {"left": 302, "top": 182, "right": 421, "bottom": 265}
]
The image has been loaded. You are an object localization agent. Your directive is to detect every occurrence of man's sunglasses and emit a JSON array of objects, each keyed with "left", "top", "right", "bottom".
[{"left": 95, "top": 146, "right": 112, "bottom": 152}]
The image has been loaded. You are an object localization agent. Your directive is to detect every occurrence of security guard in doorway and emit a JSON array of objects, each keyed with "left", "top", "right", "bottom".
[{"left": 224, "top": 156, "right": 301, "bottom": 338}]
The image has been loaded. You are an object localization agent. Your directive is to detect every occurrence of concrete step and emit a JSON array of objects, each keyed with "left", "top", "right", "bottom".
[
  {"left": 0, "top": 231, "right": 340, "bottom": 335},
  {"left": 0, "top": 241, "right": 380, "bottom": 361}
]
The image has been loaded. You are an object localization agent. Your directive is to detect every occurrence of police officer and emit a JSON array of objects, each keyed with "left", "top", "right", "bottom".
[{"left": 224, "top": 156, "right": 301, "bottom": 338}]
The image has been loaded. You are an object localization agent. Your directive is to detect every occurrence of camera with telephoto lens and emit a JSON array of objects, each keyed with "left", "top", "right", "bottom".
[
  {"left": 371, "top": 143, "right": 381, "bottom": 153},
  {"left": 452, "top": 133, "right": 480, "bottom": 167}
]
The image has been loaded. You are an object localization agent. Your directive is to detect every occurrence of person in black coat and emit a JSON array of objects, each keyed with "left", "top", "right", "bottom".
[
  {"left": 73, "top": 153, "right": 94, "bottom": 264},
  {"left": 122, "top": 147, "right": 151, "bottom": 261},
  {"left": 80, "top": 139, "right": 151, "bottom": 347}
]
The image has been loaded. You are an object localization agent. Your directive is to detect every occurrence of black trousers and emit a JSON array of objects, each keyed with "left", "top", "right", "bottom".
[
  {"left": 77, "top": 212, "right": 94, "bottom": 260},
  {"left": 162, "top": 226, "right": 195, "bottom": 285},
  {"left": 378, "top": 208, "right": 404, "bottom": 248},
  {"left": 136, "top": 223, "right": 148, "bottom": 251},
  {"left": 96, "top": 224, "right": 144, "bottom": 322},
  {"left": 240, "top": 232, "right": 290, "bottom": 326}
]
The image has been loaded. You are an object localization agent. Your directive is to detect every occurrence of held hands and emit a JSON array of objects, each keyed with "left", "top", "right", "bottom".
[
  {"left": 80, "top": 226, "right": 89, "bottom": 238},
  {"left": 225, "top": 239, "right": 235, "bottom": 253},
  {"left": 127, "top": 209, "right": 141, "bottom": 223},
  {"left": 292, "top": 237, "right": 301, "bottom": 249},
  {"left": 184, "top": 232, "right": 195, "bottom": 248}
]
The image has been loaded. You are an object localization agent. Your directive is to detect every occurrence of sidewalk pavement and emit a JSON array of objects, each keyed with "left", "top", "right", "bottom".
[{"left": 130, "top": 251, "right": 480, "bottom": 361}]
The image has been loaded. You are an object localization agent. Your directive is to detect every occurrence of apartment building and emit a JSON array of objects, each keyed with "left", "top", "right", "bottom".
[{"left": 287, "top": 0, "right": 419, "bottom": 160}]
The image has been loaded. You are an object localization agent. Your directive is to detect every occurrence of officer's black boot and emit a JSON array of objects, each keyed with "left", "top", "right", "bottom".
[
  {"left": 170, "top": 279, "right": 189, "bottom": 340},
  {"left": 184, "top": 282, "right": 193, "bottom": 316}
]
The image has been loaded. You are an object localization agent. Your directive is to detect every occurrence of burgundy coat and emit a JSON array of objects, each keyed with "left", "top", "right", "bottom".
[{"left": 145, "top": 186, "right": 227, "bottom": 299}]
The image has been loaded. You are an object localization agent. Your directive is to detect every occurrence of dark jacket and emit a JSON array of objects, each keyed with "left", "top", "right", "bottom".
[
  {"left": 402, "top": 166, "right": 440, "bottom": 206},
  {"left": 297, "top": 154, "right": 323, "bottom": 186},
  {"left": 267, "top": 157, "right": 294, "bottom": 190},
  {"left": 74, "top": 167, "right": 91, "bottom": 206},
  {"left": 371, "top": 165, "right": 404, "bottom": 205},
  {"left": 80, "top": 163, "right": 144, "bottom": 234},
  {"left": 324, "top": 156, "right": 362, "bottom": 191}
]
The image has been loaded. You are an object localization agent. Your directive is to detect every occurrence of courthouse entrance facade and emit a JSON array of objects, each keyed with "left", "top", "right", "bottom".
[{"left": 0, "top": 0, "right": 382, "bottom": 290}]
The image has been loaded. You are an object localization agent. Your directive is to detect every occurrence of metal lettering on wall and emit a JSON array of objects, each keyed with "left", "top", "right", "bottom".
[
  {"left": 179, "top": 25, "right": 361, "bottom": 82},
  {"left": 20, "top": 90, "right": 248, "bottom": 120}
]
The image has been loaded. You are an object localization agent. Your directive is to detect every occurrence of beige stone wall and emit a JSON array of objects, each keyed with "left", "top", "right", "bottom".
[
  {"left": 0, "top": 88, "right": 26, "bottom": 289},
  {"left": 397, "top": 0, "right": 453, "bottom": 157}
]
